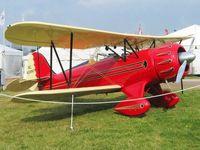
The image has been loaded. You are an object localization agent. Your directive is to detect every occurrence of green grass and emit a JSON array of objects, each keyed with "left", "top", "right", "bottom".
[
  {"left": 0, "top": 90, "right": 200, "bottom": 150},
  {"left": 185, "top": 75, "right": 200, "bottom": 79}
]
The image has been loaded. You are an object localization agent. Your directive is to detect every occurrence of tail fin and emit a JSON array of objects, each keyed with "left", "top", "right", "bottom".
[
  {"left": 5, "top": 52, "right": 51, "bottom": 92},
  {"left": 33, "top": 52, "right": 51, "bottom": 79},
  {"left": 26, "top": 52, "right": 52, "bottom": 80}
]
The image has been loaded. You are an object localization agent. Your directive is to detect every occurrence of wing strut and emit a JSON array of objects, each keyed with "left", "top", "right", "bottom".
[
  {"left": 49, "top": 32, "right": 74, "bottom": 89},
  {"left": 123, "top": 39, "right": 127, "bottom": 61},
  {"left": 36, "top": 47, "right": 41, "bottom": 81},
  {"left": 50, "top": 44, "right": 53, "bottom": 90},
  {"left": 150, "top": 39, "right": 156, "bottom": 48},
  {"left": 50, "top": 41, "right": 70, "bottom": 88},
  {"left": 124, "top": 39, "right": 139, "bottom": 60},
  {"left": 105, "top": 39, "right": 139, "bottom": 61},
  {"left": 69, "top": 32, "right": 73, "bottom": 87},
  {"left": 105, "top": 45, "right": 122, "bottom": 58}
]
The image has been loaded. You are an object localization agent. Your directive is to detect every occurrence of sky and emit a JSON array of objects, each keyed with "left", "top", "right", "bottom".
[{"left": 1, "top": 0, "right": 200, "bottom": 44}]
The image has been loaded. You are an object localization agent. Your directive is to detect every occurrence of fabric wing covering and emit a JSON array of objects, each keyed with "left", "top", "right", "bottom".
[
  {"left": 12, "top": 85, "right": 121, "bottom": 102},
  {"left": 5, "top": 21, "right": 191, "bottom": 50}
]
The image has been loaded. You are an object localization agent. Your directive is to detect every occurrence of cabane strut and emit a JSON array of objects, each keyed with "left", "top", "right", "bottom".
[{"left": 105, "top": 38, "right": 139, "bottom": 62}]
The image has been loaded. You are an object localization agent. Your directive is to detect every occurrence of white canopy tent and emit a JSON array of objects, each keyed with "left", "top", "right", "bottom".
[
  {"left": 169, "top": 25, "right": 200, "bottom": 75},
  {"left": 0, "top": 44, "right": 23, "bottom": 85}
]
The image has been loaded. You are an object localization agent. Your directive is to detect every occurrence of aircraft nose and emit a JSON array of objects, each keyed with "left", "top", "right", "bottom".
[{"left": 178, "top": 52, "right": 196, "bottom": 64}]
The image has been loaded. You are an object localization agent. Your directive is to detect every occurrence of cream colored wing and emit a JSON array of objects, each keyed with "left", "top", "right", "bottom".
[
  {"left": 12, "top": 85, "right": 121, "bottom": 102},
  {"left": 5, "top": 21, "right": 191, "bottom": 49}
]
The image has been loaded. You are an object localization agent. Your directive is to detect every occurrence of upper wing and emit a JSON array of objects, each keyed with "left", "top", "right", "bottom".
[
  {"left": 5, "top": 21, "right": 191, "bottom": 49},
  {"left": 12, "top": 85, "right": 121, "bottom": 102}
]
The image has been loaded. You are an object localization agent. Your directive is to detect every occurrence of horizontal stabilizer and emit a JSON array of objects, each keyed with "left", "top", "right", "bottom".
[
  {"left": 5, "top": 76, "right": 49, "bottom": 92},
  {"left": 12, "top": 85, "right": 121, "bottom": 102},
  {"left": 5, "top": 78, "right": 37, "bottom": 92}
]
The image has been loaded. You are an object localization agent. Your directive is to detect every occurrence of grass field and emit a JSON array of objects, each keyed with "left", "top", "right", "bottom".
[
  {"left": 185, "top": 75, "right": 200, "bottom": 79},
  {"left": 0, "top": 90, "right": 200, "bottom": 150}
]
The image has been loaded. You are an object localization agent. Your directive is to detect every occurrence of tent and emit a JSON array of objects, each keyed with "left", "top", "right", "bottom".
[
  {"left": 169, "top": 25, "right": 200, "bottom": 75},
  {"left": 0, "top": 44, "right": 23, "bottom": 85}
]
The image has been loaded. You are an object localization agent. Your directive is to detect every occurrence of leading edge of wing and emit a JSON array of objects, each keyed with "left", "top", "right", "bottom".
[
  {"left": 12, "top": 85, "right": 121, "bottom": 102},
  {"left": 5, "top": 21, "right": 192, "bottom": 49}
]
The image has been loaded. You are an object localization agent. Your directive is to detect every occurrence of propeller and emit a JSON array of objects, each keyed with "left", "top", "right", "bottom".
[
  {"left": 175, "top": 37, "right": 196, "bottom": 93},
  {"left": 188, "top": 37, "right": 195, "bottom": 52},
  {"left": 175, "top": 60, "right": 187, "bottom": 83}
]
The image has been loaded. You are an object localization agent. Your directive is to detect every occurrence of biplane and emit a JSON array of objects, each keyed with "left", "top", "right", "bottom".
[{"left": 5, "top": 21, "right": 195, "bottom": 116}]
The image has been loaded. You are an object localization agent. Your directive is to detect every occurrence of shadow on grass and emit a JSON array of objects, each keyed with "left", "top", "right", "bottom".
[{"left": 21, "top": 94, "right": 125, "bottom": 122}]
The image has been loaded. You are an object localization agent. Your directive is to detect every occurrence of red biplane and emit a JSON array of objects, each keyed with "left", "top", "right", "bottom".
[{"left": 5, "top": 22, "right": 195, "bottom": 116}]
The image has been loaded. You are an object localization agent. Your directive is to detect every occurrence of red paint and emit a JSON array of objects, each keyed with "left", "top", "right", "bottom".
[
  {"left": 32, "top": 43, "right": 188, "bottom": 116},
  {"left": 114, "top": 98, "right": 150, "bottom": 116}
]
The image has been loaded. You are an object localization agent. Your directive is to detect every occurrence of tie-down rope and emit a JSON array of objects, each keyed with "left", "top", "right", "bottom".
[{"left": 0, "top": 84, "right": 200, "bottom": 105}]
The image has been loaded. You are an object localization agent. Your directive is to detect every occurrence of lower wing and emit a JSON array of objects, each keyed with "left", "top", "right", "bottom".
[{"left": 12, "top": 85, "right": 121, "bottom": 102}]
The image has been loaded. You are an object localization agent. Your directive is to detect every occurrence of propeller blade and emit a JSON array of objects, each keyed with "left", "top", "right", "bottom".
[
  {"left": 188, "top": 37, "right": 195, "bottom": 52},
  {"left": 175, "top": 60, "right": 187, "bottom": 83}
]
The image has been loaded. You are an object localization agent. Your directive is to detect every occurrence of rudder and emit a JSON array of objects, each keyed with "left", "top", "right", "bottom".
[
  {"left": 32, "top": 52, "right": 52, "bottom": 79},
  {"left": 25, "top": 51, "right": 53, "bottom": 80}
]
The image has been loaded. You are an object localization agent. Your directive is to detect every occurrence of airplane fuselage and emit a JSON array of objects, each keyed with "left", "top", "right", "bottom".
[
  {"left": 32, "top": 43, "right": 191, "bottom": 116},
  {"left": 39, "top": 43, "right": 187, "bottom": 93}
]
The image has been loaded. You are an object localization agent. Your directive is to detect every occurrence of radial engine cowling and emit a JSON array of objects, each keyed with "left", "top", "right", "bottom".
[{"left": 152, "top": 44, "right": 192, "bottom": 82}]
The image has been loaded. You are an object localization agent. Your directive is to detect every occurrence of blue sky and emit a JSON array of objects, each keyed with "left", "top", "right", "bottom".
[{"left": 1, "top": 0, "right": 200, "bottom": 43}]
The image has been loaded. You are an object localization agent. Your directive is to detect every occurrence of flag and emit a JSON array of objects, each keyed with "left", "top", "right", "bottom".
[
  {"left": 137, "top": 24, "right": 143, "bottom": 35},
  {"left": 0, "top": 10, "right": 5, "bottom": 26},
  {"left": 164, "top": 28, "right": 169, "bottom": 35}
]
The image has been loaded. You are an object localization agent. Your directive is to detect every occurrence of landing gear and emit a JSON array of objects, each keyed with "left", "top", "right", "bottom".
[
  {"left": 114, "top": 82, "right": 181, "bottom": 116},
  {"left": 147, "top": 84, "right": 180, "bottom": 108},
  {"left": 148, "top": 91, "right": 179, "bottom": 108}
]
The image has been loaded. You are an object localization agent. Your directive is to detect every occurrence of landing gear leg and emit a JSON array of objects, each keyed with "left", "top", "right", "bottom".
[
  {"left": 114, "top": 83, "right": 150, "bottom": 116},
  {"left": 147, "top": 84, "right": 179, "bottom": 108}
]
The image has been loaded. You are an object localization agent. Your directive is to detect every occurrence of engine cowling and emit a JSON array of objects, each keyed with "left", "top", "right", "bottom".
[{"left": 152, "top": 44, "right": 189, "bottom": 82}]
